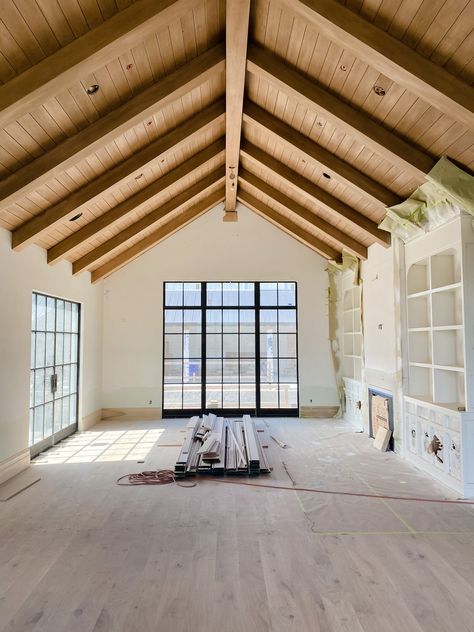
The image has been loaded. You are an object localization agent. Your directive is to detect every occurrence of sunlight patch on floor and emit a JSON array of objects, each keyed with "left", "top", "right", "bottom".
[{"left": 33, "top": 428, "right": 164, "bottom": 464}]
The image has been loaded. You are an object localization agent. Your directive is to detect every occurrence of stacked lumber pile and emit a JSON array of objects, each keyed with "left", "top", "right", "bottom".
[{"left": 175, "top": 414, "right": 271, "bottom": 477}]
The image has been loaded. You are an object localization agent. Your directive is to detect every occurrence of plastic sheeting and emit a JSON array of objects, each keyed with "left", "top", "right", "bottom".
[{"left": 379, "top": 156, "right": 474, "bottom": 242}]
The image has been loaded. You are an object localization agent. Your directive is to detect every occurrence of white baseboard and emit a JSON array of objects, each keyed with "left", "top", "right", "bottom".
[
  {"left": 80, "top": 408, "right": 102, "bottom": 431},
  {"left": 101, "top": 407, "right": 162, "bottom": 421},
  {"left": 0, "top": 448, "right": 30, "bottom": 486}
]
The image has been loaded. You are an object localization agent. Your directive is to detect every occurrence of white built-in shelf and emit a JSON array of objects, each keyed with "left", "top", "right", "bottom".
[
  {"left": 342, "top": 282, "right": 362, "bottom": 382},
  {"left": 406, "top": 247, "right": 465, "bottom": 409}
]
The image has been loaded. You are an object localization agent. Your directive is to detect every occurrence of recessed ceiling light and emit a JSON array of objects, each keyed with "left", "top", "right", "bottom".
[
  {"left": 134, "top": 173, "right": 144, "bottom": 180},
  {"left": 373, "top": 85, "right": 386, "bottom": 96},
  {"left": 323, "top": 172, "right": 331, "bottom": 179},
  {"left": 126, "top": 63, "right": 133, "bottom": 70},
  {"left": 86, "top": 84, "right": 99, "bottom": 95},
  {"left": 69, "top": 213, "right": 83, "bottom": 221},
  {"left": 340, "top": 64, "right": 347, "bottom": 71}
]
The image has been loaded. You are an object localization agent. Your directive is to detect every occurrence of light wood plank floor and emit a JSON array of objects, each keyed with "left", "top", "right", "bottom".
[{"left": 1, "top": 417, "right": 474, "bottom": 632}]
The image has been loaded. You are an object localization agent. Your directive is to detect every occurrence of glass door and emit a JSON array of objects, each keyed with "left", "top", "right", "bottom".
[
  {"left": 163, "top": 282, "right": 299, "bottom": 417},
  {"left": 29, "top": 293, "right": 80, "bottom": 456}
]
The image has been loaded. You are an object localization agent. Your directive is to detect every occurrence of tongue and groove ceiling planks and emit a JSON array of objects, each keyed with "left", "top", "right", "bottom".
[{"left": 0, "top": 0, "right": 472, "bottom": 281}]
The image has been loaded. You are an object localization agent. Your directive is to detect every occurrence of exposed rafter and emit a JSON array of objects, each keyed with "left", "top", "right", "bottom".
[
  {"left": 0, "top": 0, "right": 203, "bottom": 130},
  {"left": 0, "top": 44, "right": 225, "bottom": 212},
  {"left": 238, "top": 189, "right": 341, "bottom": 261},
  {"left": 246, "top": 43, "right": 435, "bottom": 179},
  {"left": 278, "top": 0, "right": 474, "bottom": 131},
  {"left": 12, "top": 100, "right": 225, "bottom": 250},
  {"left": 223, "top": 0, "right": 251, "bottom": 220},
  {"left": 73, "top": 169, "right": 225, "bottom": 274},
  {"left": 243, "top": 101, "right": 400, "bottom": 209},
  {"left": 48, "top": 139, "right": 225, "bottom": 264},
  {"left": 240, "top": 141, "right": 389, "bottom": 247},
  {"left": 91, "top": 189, "right": 225, "bottom": 282},
  {"left": 239, "top": 169, "right": 367, "bottom": 259}
]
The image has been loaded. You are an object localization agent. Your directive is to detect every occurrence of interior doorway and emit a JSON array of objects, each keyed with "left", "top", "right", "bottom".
[{"left": 29, "top": 293, "right": 81, "bottom": 457}]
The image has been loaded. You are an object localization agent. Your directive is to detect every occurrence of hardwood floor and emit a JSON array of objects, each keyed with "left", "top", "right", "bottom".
[{"left": 1, "top": 417, "right": 474, "bottom": 631}]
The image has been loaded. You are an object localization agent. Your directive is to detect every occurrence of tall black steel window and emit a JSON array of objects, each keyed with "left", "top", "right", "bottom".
[
  {"left": 163, "top": 282, "right": 298, "bottom": 416},
  {"left": 29, "top": 293, "right": 80, "bottom": 454}
]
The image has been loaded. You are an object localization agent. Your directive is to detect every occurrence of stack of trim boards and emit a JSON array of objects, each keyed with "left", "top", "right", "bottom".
[{"left": 175, "top": 414, "right": 271, "bottom": 477}]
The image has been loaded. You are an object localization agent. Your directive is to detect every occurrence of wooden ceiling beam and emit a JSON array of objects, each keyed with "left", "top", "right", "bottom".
[
  {"left": 73, "top": 169, "right": 225, "bottom": 275},
  {"left": 0, "top": 0, "right": 204, "bottom": 130},
  {"left": 223, "top": 0, "right": 251, "bottom": 219},
  {"left": 12, "top": 100, "right": 225, "bottom": 250},
  {"left": 238, "top": 188, "right": 340, "bottom": 261},
  {"left": 243, "top": 101, "right": 400, "bottom": 209},
  {"left": 47, "top": 138, "right": 225, "bottom": 264},
  {"left": 239, "top": 168, "right": 367, "bottom": 259},
  {"left": 279, "top": 0, "right": 474, "bottom": 130},
  {"left": 240, "top": 140, "right": 389, "bottom": 247},
  {"left": 0, "top": 44, "right": 225, "bottom": 212},
  {"left": 91, "top": 189, "right": 225, "bottom": 282},
  {"left": 247, "top": 43, "right": 434, "bottom": 179}
]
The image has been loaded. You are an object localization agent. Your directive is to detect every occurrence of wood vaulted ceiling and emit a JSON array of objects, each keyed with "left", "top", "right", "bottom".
[{"left": 0, "top": 0, "right": 473, "bottom": 281}]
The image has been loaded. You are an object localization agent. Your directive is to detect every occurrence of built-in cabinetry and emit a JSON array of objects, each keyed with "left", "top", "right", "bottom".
[
  {"left": 403, "top": 214, "right": 474, "bottom": 496},
  {"left": 342, "top": 273, "right": 363, "bottom": 429}
]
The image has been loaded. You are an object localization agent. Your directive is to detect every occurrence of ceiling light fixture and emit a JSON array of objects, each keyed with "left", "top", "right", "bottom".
[
  {"left": 69, "top": 213, "right": 83, "bottom": 221},
  {"left": 86, "top": 84, "right": 99, "bottom": 95},
  {"left": 134, "top": 173, "right": 144, "bottom": 180},
  {"left": 340, "top": 64, "right": 347, "bottom": 71},
  {"left": 373, "top": 85, "right": 386, "bottom": 96},
  {"left": 322, "top": 172, "right": 331, "bottom": 179}
]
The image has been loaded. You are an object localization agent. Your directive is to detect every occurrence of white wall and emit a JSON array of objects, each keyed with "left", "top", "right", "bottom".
[
  {"left": 0, "top": 228, "right": 103, "bottom": 464},
  {"left": 102, "top": 203, "right": 339, "bottom": 412}
]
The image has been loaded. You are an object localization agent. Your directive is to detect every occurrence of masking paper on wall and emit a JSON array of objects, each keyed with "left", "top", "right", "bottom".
[{"left": 379, "top": 157, "right": 474, "bottom": 242}]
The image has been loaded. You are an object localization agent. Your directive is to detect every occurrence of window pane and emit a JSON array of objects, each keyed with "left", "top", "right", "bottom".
[
  {"left": 223, "top": 282, "right": 238, "bottom": 306},
  {"left": 36, "top": 295, "right": 46, "bottom": 330},
  {"left": 164, "top": 334, "right": 182, "bottom": 358},
  {"left": 45, "top": 332, "right": 55, "bottom": 367},
  {"left": 165, "top": 310, "right": 182, "bottom": 333},
  {"left": 240, "top": 384, "right": 256, "bottom": 408},
  {"left": 240, "top": 360, "right": 255, "bottom": 383},
  {"left": 206, "top": 359, "right": 222, "bottom": 383},
  {"left": 56, "top": 300, "right": 64, "bottom": 332},
  {"left": 260, "top": 333, "right": 278, "bottom": 358},
  {"left": 184, "top": 334, "right": 201, "bottom": 359},
  {"left": 164, "top": 384, "right": 182, "bottom": 409},
  {"left": 240, "top": 309, "right": 255, "bottom": 332},
  {"left": 279, "top": 384, "right": 298, "bottom": 408},
  {"left": 46, "top": 297, "right": 55, "bottom": 332},
  {"left": 71, "top": 334, "right": 79, "bottom": 363},
  {"left": 206, "top": 386, "right": 221, "bottom": 408},
  {"left": 183, "top": 384, "right": 201, "bottom": 409},
  {"left": 55, "top": 333, "right": 63, "bottom": 365},
  {"left": 278, "top": 282, "right": 295, "bottom": 306},
  {"left": 260, "top": 309, "right": 278, "bottom": 332},
  {"left": 44, "top": 367, "right": 54, "bottom": 403},
  {"left": 31, "top": 295, "right": 36, "bottom": 330},
  {"left": 35, "top": 332, "right": 45, "bottom": 368},
  {"left": 55, "top": 366, "right": 63, "bottom": 399},
  {"left": 29, "top": 409, "right": 34, "bottom": 446},
  {"left": 183, "top": 310, "right": 201, "bottom": 333},
  {"left": 63, "top": 334, "right": 71, "bottom": 364},
  {"left": 279, "top": 333, "right": 297, "bottom": 357},
  {"left": 223, "top": 384, "right": 239, "bottom": 408},
  {"left": 165, "top": 283, "right": 183, "bottom": 306},
  {"left": 206, "top": 334, "right": 221, "bottom": 357},
  {"left": 223, "top": 359, "right": 239, "bottom": 383},
  {"left": 62, "top": 396, "right": 70, "bottom": 427},
  {"left": 29, "top": 371, "right": 34, "bottom": 407},
  {"left": 164, "top": 359, "right": 182, "bottom": 383},
  {"left": 279, "top": 359, "right": 297, "bottom": 382},
  {"left": 207, "top": 283, "right": 222, "bottom": 306},
  {"left": 239, "top": 283, "right": 254, "bottom": 306},
  {"left": 261, "top": 384, "right": 278, "bottom": 408},
  {"left": 70, "top": 394, "right": 77, "bottom": 423},
  {"left": 223, "top": 310, "right": 238, "bottom": 332},
  {"left": 206, "top": 310, "right": 221, "bottom": 333},
  {"left": 71, "top": 303, "right": 80, "bottom": 333},
  {"left": 70, "top": 364, "right": 78, "bottom": 394},
  {"left": 260, "top": 283, "right": 277, "bottom": 306},
  {"left": 44, "top": 402, "right": 53, "bottom": 437},
  {"left": 240, "top": 334, "right": 255, "bottom": 358},
  {"left": 34, "top": 406, "right": 44, "bottom": 443},
  {"left": 34, "top": 369, "right": 45, "bottom": 405},
  {"left": 223, "top": 334, "right": 238, "bottom": 358},
  {"left": 260, "top": 359, "right": 278, "bottom": 383},
  {"left": 54, "top": 399, "right": 62, "bottom": 429},
  {"left": 184, "top": 359, "right": 201, "bottom": 383},
  {"left": 30, "top": 334, "right": 36, "bottom": 369},
  {"left": 184, "top": 283, "right": 201, "bottom": 306},
  {"left": 64, "top": 303, "right": 72, "bottom": 332},
  {"left": 63, "top": 365, "right": 71, "bottom": 397},
  {"left": 278, "top": 310, "right": 297, "bottom": 333}
]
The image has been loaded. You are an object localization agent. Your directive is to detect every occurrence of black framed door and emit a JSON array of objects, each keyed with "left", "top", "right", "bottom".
[
  {"left": 162, "top": 282, "right": 298, "bottom": 417},
  {"left": 29, "top": 293, "right": 81, "bottom": 456}
]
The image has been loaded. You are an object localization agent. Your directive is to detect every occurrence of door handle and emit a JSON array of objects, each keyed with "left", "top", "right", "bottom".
[{"left": 51, "top": 373, "right": 58, "bottom": 394}]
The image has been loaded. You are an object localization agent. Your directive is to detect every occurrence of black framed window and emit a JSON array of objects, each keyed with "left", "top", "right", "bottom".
[{"left": 163, "top": 282, "right": 298, "bottom": 416}]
